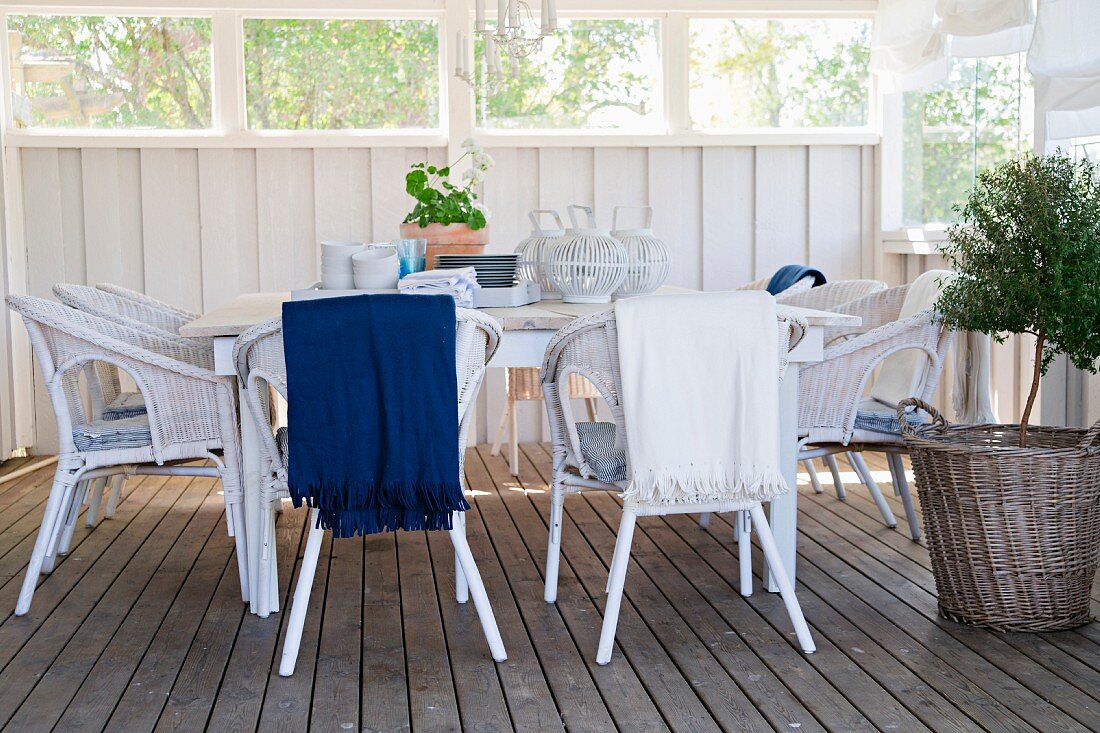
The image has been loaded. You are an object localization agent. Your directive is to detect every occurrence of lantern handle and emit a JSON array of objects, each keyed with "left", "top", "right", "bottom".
[
  {"left": 528, "top": 209, "right": 564, "bottom": 232},
  {"left": 567, "top": 204, "right": 597, "bottom": 230}
]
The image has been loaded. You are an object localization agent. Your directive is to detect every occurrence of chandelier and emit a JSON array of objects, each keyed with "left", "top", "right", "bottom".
[{"left": 455, "top": 0, "right": 558, "bottom": 93}]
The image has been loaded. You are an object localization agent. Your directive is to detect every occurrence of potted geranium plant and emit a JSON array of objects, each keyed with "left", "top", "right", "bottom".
[
  {"left": 400, "top": 138, "right": 494, "bottom": 266},
  {"left": 899, "top": 152, "right": 1100, "bottom": 632}
]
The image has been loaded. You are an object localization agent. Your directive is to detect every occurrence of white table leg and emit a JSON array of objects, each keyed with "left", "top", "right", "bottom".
[
  {"left": 767, "top": 363, "right": 799, "bottom": 593},
  {"left": 239, "top": 381, "right": 279, "bottom": 615}
]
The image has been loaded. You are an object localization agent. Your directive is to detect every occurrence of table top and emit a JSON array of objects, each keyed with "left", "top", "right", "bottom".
[{"left": 180, "top": 286, "right": 860, "bottom": 339}]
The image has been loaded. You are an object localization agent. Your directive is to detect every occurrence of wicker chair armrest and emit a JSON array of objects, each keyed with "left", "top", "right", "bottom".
[
  {"left": 799, "top": 311, "right": 945, "bottom": 438},
  {"left": 822, "top": 285, "right": 909, "bottom": 344}
]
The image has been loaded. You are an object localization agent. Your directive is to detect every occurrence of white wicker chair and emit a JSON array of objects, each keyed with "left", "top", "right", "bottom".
[
  {"left": 234, "top": 307, "right": 508, "bottom": 676},
  {"left": 541, "top": 306, "right": 815, "bottom": 664},
  {"left": 7, "top": 295, "right": 248, "bottom": 616},
  {"left": 797, "top": 284, "right": 955, "bottom": 539},
  {"left": 96, "top": 282, "right": 200, "bottom": 328},
  {"left": 53, "top": 284, "right": 211, "bottom": 531}
]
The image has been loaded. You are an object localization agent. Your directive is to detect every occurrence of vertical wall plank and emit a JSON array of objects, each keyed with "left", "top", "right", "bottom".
[
  {"left": 649, "top": 147, "right": 703, "bottom": 290},
  {"left": 313, "top": 148, "right": 372, "bottom": 244},
  {"left": 537, "top": 148, "right": 594, "bottom": 216},
  {"left": 140, "top": 149, "right": 203, "bottom": 312},
  {"left": 860, "top": 145, "right": 876, "bottom": 279},
  {"left": 700, "top": 147, "right": 753, "bottom": 289},
  {"left": 754, "top": 146, "right": 809, "bottom": 279},
  {"left": 808, "top": 146, "right": 863, "bottom": 280},
  {"left": 481, "top": 147, "right": 539, "bottom": 254},
  {"left": 255, "top": 148, "right": 315, "bottom": 292},
  {"left": 593, "top": 147, "right": 647, "bottom": 228},
  {"left": 370, "top": 148, "right": 412, "bottom": 243},
  {"left": 82, "top": 149, "right": 144, "bottom": 291},
  {"left": 199, "top": 149, "right": 260, "bottom": 310}
]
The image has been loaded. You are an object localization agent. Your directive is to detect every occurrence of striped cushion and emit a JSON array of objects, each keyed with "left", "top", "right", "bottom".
[
  {"left": 72, "top": 415, "right": 152, "bottom": 452},
  {"left": 575, "top": 422, "right": 627, "bottom": 483},
  {"left": 853, "top": 403, "right": 929, "bottom": 435},
  {"left": 276, "top": 426, "right": 289, "bottom": 468},
  {"left": 102, "top": 392, "right": 147, "bottom": 421}
]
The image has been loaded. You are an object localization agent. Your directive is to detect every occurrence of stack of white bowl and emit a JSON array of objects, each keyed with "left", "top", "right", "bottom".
[
  {"left": 321, "top": 241, "right": 364, "bottom": 290},
  {"left": 352, "top": 245, "right": 399, "bottom": 290}
]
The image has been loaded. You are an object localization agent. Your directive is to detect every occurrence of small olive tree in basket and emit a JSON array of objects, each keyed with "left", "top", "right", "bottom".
[{"left": 935, "top": 152, "right": 1100, "bottom": 446}]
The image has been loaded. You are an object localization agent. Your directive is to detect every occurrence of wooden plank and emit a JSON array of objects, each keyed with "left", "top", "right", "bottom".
[
  {"left": 468, "top": 446, "right": 658, "bottom": 732},
  {"left": 309, "top": 535, "right": 363, "bottom": 733},
  {"left": 754, "top": 146, "right": 809, "bottom": 279},
  {"left": 593, "top": 147, "right": 647, "bottom": 229},
  {"left": 700, "top": 147, "right": 753, "bottom": 290},
  {"left": 808, "top": 146, "right": 863, "bottom": 280},
  {"left": 537, "top": 148, "right": 595, "bottom": 214},
  {"left": 860, "top": 145, "right": 876, "bottom": 280},
  {"left": 81, "top": 148, "right": 144, "bottom": 291},
  {"left": 312, "top": 147, "right": 373, "bottom": 245},
  {"left": 481, "top": 147, "right": 539, "bottom": 254},
  {"left": 0, "top": 475, "right": 189, "bottom": 726},
  {"left": 140, "top": 149, "right": 202, "bottom": 312},
  {"left": 369, "top": 148, "right": 411, "bottom": 244},
  {"left": 359, "top": 532, "right": 411, "bottom": 733},
  {"left": 255, "top": 148, "right": 316, "bottom": 292},
  {"left": 479, "top": 446, "right": 721, "bottom": 733},
  {"left": 152, "top": 497, "right": 307, "bottom": 733},
  {"left": 8, "top": 480, "right": 221, "bottom": 732},
  {"left": 198, "top": 148, "right": 260, "bottom": 311}
]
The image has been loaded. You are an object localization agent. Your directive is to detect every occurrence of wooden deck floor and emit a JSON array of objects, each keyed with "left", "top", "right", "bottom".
[{"left": 0, "top": 446, "right": 1096, "bottom": 732}]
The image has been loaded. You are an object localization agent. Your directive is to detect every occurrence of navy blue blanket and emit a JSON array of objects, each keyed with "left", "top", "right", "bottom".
[
  {"left": 282, "top": 294, "right": 468, "bottom": 537},
  {"left": 766, "top": 265, "right": 827, "bottom": 295}
]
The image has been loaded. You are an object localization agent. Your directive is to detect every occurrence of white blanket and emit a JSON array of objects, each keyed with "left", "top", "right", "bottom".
[
  {"left": 952, "top": 330, "right": 996, "bottom": 423},
  {"left": 398, "top": 267, "right": 478, "bottom": 308},
  {"left": 615, "top": 291, "right": 788, "bottom": 507}
]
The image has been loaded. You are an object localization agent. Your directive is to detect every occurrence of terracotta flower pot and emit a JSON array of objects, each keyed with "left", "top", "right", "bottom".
[{"left": 399, "top": 222, "right": 489, "bottom": 268}]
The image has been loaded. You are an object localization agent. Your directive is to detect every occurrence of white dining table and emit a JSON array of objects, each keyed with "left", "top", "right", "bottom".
[{"left": 181, "top": 287, "right": 859, "bottom": 615}]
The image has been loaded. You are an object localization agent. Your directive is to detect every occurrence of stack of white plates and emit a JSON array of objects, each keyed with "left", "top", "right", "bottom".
[
  {"left": 352, "top": 246, "right": 399, "bottom": 289},
  {"left": 435, "top": 253, "right": 520, "bottom": 288},
  {"left": 320, "top": 241, "right": 364, "bottom": 290}
]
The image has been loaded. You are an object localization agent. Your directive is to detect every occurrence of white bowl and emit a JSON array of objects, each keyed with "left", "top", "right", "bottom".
[
  {"left": 321, "top": 241, "right": 365, "bottom": 262},
  {"left": 354, "top": 271, "right": 399, "bottom": 290},
  {"left": 321, "top": 272, "right": 355, "bottom": 290}
]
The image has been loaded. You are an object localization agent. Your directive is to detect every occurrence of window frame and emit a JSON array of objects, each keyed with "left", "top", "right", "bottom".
[{"left": 0, "top": 0, "right": 880, "bottom": 149}]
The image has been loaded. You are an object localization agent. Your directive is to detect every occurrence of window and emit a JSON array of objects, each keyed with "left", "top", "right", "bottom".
[
  {"left": 475, "top": 18, "right": 661, "bottom": 131},
  {"left": 689, "top": 18, "right": 871, "bottom": 130},
  {"left": 899, "top": 54, "right": 1033, "bottom": 227},
  {"left": 1071, "top": 135, "right": 1100, "bottom": 165},
  {"left": 243, "top": 18, "right": 440, "bottom": 130},
  {"left": 8, "top": 14, "right": 212, "bottom": 129}
]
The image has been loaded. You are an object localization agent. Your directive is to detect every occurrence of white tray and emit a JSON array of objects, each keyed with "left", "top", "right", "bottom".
[{"left": 293, "top": 281, "right": 541, "bottom": 308}]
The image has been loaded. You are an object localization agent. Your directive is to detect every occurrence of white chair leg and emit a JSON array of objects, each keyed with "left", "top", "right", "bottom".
[
  {"left": 596, "top": 508, "right": 636, "bottom": 665},
  {"left": 738, "top": 510, "right": 752, "bottom": 597},
  {"left": 698, "top": 512, "right": 710, "bottom": 529},
  {"left": 103, "top": 475, "right": 124, "bottom": 518},
  {"left": 849, "top": 452, "right": 897, "bottom": 528},
  {"left": 85, "top": 477, "right": 106, "bottom": 527},
  {"left": 255, "top": 504, "right": 274, "bottom": 617},
  {"left": 454, "top": 511, "right": 469, "bottom": 604},
  {"left": 279, "top": 508, "right": 325, "bottom": 677},
  {"left": 16, "top": 477, "right": 77, "bottom": 616},
  {"left": 803, "top": 459, "right": 824, "bottom": 494},
  {"left": 605, "top": 505, "right": 633, "bottom": 594},
  {"left": 748, "top": 504, "right": 815, "bottom": 654},
  {"left": 544, "top": 487, "right": 565, "bottom": 603},
  {"left": 490, "top": 401, "right": 512, "bottom": 457},
  {"left": 824, "top": 454, "right": 846, "bottom": 500},
  {"left": 450, "top": 513, "right": 507, "bottom": 662},
  {"left": 888, "top": 453, "right": 921, "bottom": 541},
  {"left": 55, "top": 481, "right": 87, "bottom": 558},
  {"left": 509, "top": 405, "right": 520, "bottom": 477}
]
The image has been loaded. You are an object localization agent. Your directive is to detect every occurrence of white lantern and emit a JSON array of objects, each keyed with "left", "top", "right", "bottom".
[
  {"left": 612, "top": 206, "right": 671, "bottom": 297},
  {"left": 548, "top": 205, "right": 628, "bottom": 304},
  {"left": 514, "top": 209, "right": 566, "bottom": 299}
]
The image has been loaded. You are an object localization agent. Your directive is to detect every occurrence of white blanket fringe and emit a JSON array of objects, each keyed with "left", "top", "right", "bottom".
[{"left": 624, "top": 463, "right": 788, "bottom": 506}]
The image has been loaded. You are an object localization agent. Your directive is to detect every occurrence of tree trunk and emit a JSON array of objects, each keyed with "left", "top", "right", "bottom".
[{"left": 1019, "top": 331, "right": 1045, "bottom": 448}]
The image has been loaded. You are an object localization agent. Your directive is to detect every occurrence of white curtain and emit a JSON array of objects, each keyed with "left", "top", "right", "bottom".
[
  {"left": 1028, "top": 0, "right": 1100, "bottom": 148},
  {"left": 871, "top": 0, "right": 1034, "bottom": 91}
]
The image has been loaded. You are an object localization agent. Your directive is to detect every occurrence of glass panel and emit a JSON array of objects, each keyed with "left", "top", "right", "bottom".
[
  {"left": 476, "top": 19, "right": 661, "bottom": 130},
  {"left": 689, "top": 18, "right": 871, "bottom": 129},
  {"left": 900, "top": 54, "right": 1033, "bottom": 227},
  {"left": 243, "top": 18, "right": 440, "bottom": 130},
  {"left": 9, "top": 14, "right": 212, "bottom": 129}
]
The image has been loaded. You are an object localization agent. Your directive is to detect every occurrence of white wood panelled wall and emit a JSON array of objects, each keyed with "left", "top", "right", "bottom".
[{"left": 18, "top": 143, "right": 876, "bottom": 451}]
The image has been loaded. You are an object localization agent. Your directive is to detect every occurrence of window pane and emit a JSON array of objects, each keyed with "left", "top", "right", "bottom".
[
  {"left": 690, "top": 18, "right": 871, "bottom": 129},
  {"left": 476, "top": 19, "right": 661, "bottom": 130},
  {"left": 901, "top": 55, "right": 1033, "bottom": 227},
  {"left": 9, "top": 15, "right": 212, "bottom": 129},
  {"left": 244, "top": 18, "right": 439, "bottom": 130}
]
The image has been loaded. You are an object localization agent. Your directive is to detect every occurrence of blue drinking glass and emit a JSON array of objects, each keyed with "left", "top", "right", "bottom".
[{"left": 394, "top": 238, "right": 428, "bottom": 278}]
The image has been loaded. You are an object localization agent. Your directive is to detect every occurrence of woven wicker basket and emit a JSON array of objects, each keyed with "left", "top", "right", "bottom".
[{"left": 899, "top": 398, "right": 1100, "bottom": 632}]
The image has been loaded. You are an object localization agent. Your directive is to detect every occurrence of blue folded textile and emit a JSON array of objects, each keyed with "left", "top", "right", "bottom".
[
  {"left": 282, "top": 294, "right": 468, "bottom": 537},
  {"left": 765, "top": 265, "right": 827, "bottom": 295}
]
